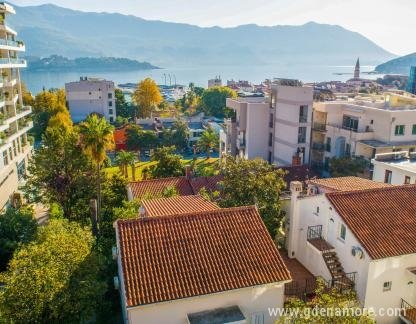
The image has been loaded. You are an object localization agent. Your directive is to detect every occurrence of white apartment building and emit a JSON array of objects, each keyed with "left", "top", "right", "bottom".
[
  {"left": 208, "top": 76, "right": 222, "bottom": 88},
  {"left": 287, "top": 178, "right": 416, "bottom": 323},
  {"left": 0, "top": 3, "right": 33, "bottom": 209},
  {"left": 311, "top": 92, "right": 416, "bottom": 171},
  {"left": 372, "top": 151, "right": 416, "bottom": 185},
  {"left": 220, "top": 82, "right": 313, "bottom": 166},
  {"left": 65, "top": 77, "right": 116, "bottom": 123}
]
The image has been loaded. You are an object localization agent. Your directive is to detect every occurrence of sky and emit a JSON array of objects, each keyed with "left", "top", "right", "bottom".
[{"left": 11, "top": 0, "right": 416, "bottom": 56}]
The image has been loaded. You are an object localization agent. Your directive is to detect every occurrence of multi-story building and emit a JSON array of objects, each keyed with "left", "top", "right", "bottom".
[
  {"left": 287, "top": 179, "right": 416, "bottom": 323},
  {"left": 407, "top": 66, "right": 416, "bottom": 95},
  {"left": 65, "top": 77, "right": 116, "bottom": 123},
  {"left": 0, "top": 3, "right": 33, "bottom": 209},
  {"left": 311, "top": 92, "right": 416, "bottom": 171},
  {"left": 208, "top": 76, "right": 222, "bottom": 88},
  {"left": 220, "top": 81, "right": 313, "bottom": 166},
  {"left": 372, "top": 151, "right": 416, "bottom": 185}
]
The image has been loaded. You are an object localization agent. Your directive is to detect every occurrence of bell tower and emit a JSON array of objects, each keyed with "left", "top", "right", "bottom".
[{"left": 354, "top": 57, "right": 360, "bottom": 79}]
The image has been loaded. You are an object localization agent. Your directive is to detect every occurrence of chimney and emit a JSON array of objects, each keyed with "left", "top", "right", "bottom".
[
  {"left": 139, "top": 206, "right": 146, "bottom": 218},
  {"left": 185, "top": 165, "right": 192, "bottom": 179},
  {"left": 287, "top": 181, "right": 303, "bottom": 259}
]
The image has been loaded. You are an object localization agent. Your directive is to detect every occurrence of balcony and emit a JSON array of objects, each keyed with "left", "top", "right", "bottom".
[
  {"left": 400, "top": 299, "right": 416, "bottom": 324},
  {"left": 312, "top": 142, "right": 325, "bottom": 151},
  {"left": 4, "top": 121, "right": 33, "bottom": 145},
  {"left": 0, "top": 38, "right": 25, "bottom": 51},
  {"left": 313, "top": 122, "right": 327, "bottom": 132},
  {"left": 0, "top": 58, "right": 26, "bottom": 68},
  {"left": 307, "top": 225, "right": 334, "bottom": 252}
]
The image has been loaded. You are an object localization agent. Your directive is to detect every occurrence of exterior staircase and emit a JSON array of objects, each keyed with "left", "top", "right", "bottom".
[{"left": 322, "top": 250, "right": 355, "bottom": 291}]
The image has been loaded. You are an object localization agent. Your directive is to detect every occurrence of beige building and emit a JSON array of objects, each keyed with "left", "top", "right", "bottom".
[
  {"left": 0, "top": 3, "right": 33, "bottom": 209},
  {"left": 221, "top": 81, "right": 313, "bottom": 166},
  {"left": 115, "top": 204, "right": 291, "bottom": 324},
  {"left": 311, "top": 92, "right": 416, "bottom": 171}
]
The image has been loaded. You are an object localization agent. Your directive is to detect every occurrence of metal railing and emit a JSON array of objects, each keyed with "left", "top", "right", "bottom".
[
  {"left": 284, "top": 277, "right": 317, "bottom": 301},
  {"left": 401, "top": 299, "right": 416, "bottom": 323},
  {"left": 325, "top": 272, "right": 357, "bottom": 293},
  {"left": 313, "top": 123, "right": 327, "bottom": 132},
  {"left": 0, "top": 58, "right": 26, "bottom": 65},
  {"left": 0, "top": 39, "right": 24, "bottom": 48},
  {"left": 307, "top": 225, "right": 323, "bottom": 240}
]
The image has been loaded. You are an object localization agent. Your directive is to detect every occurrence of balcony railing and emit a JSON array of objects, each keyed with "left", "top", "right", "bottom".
[
  {"left": 325, "top": 272, "right": 357, "bottom": 292},
  {"left": 313, "top": 123, "right": 327, "bottom": 132},
  {"left": 0, "top": 58, "right": 26, "bottom": 65},
  {"left": 0, "top": 39, "right": 24, "bottom": 48},
  {"left": 401, "top": 299, "right": 416, "bottom": 323}
]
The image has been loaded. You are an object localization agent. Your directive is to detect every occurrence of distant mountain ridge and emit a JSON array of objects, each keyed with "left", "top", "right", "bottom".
[
  {"left": 8, "top": 3, "right": 395, "bottom": 67},
  {"left": 25, "top": 55, "right": 159, "bottom": 72},
  {"left": 375, "top": 53, "right": 416, "bottom": 74}
]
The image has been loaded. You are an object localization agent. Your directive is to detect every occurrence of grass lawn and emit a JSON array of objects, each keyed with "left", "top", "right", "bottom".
[{"left": 105, "top": 157, "right": 219, "bottom": 181}]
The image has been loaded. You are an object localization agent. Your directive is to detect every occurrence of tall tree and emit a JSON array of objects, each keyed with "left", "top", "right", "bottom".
[
  {"left": 219, "top": 156, "right": 286, "bottom": 237},
  {"left": 150, "top": 146, "right": 183, "bottom": 179},
  {"left": 162, "top": 120, "right": 189, "bottom": 151},
  {"left": 199, "top": 86, "right": 237, "bottom": 118},
  {"left": 78, "top": 115, "right": 115, "bottom": 227},
  {"left": 0, "top": 206, "right": 37, "bottom": 271},
  {"left": 197, "top": 126, "right": 219, "bottom": 158},
  {"left": 132, "top": 78, "right": 163, "bottom": 118},
  {"left": 115, "top": 88, "right": 133, "bottom": 118},
  {"left": 0, "top": 219, "right": 107, "bottom": 323},
  {"left": 126, "top": 125, "right": 158, "bottom": 152},
  {"left": 116, "top": 150, "right": 136, "bottom": 179}
]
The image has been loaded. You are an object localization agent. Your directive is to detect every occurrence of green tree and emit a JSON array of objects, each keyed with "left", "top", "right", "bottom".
[
  {"left": 219, "top": 156, "right": 286, "bottom": 237},
  {"left": 132, "top": 78, "right": 163, "bottom": 118},
  {"left": 162, "top": 120, "right": 189, "bottom": 151},
  {"left": 197, "top": 127, "right": 219, "bottom": 158},
  {"left": 115, "top": 88, "right": 131, "bottom": 118},
  {"left": 329, "top": 157, "right": 368, "bottom": 177},
  {"left": 277, "top": 279, "right": 374, "bottom": 323},
  {"left": 126, "top": 125, "right": 158, "bottom": 152},
  {"left": 150, "top": 146, "right": 183, "bottom": 178},
  {"left": 116, "top": 150, "right": 135, "bottom": 178},
  {"left": 199, "top": 86, "right": 237, "bottom": 118},
  {"left": 79, "top": 115, "right": 114, "bottom": 229},
  {"left": 0, "top": 219, "right": 107, "bottom": 323},
  {"left": 25, "top": 117, "right": 95, "bottom": 221},
  {"left": 0, "top": 206, "right": 37, "bottom": 271}
]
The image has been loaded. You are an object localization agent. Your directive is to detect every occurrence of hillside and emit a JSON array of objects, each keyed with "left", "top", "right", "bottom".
[
  {"left": 9, "top": 4, "right": 395, "bottom": 67},
  {"left": 25, "top": 55, "right": 159, "bottom": 72},
  {"left": 375, "top": 53, "right": 416, "bottom": 74}
]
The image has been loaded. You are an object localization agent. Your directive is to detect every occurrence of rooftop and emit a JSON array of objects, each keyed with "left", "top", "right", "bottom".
[
  {"left": 116, "top": 206, "right": 291, "bottom": 307},
  {"left": 373, "top": 152, "right": 416, "bottom": 173},
  {"left": 128, "top": 175, "right": 223, "bottom": 200},
  {"left": 141, "top": 195, "right": 219, "bottom": 217},
  {"left": 326, "top": 185, "right": 416, "bottom": 259},
  {"left": 308, "top": 176, "right": 392, "bottom": 192}
]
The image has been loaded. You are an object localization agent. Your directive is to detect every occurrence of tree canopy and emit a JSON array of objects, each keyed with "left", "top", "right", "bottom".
[
  {"left": 197, "top": 126, "right": 219, "bottom": 158},
  {"left": 0, "top": 219, "right": 107, "bottom": 323},
  {"left": 150, "top": 146, "right": 183, "bottom": 178},
  {"left": 329, "top": 157, "right": 368, "bottom": 177},
  {"left": 132, "top": 78, "right": 163, "bottom": 118},
  {"left": 198, "top": 86, "right": 237, "bottom": 118},
  {"left": 126, "top": 125, "right": 159, "bottom": 152}
]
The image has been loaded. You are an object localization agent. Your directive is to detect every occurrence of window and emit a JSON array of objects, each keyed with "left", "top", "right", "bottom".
[
  {"left": 342, "top": 115, "right": 358, "bottom": 131},
  {"left": 384, "top": 170, "right": 392, "bottom": 184},
  {"left": 298, "top": 127, "right": 307, "bottom": 144},
  {"left": 108, "top": 93, "right": 113, "bottom": 99},
  {"left": 109, "top": 109, "right": 113, "bottom": 115},
  {"left": 395, "top": 125, "right": 405, "bottom": 136},
  {"left": 370, "top": 120, "right": 374, "bottom": 125},
  {"left": 268, "top": 133, "right": 273, "bottom": 146},
  {"left": 405, "top": 176, "right": 411, "bottom": 184},
  {"left": 299, "top": 105, "right": 308, "bottom": 123},
  {"left": 326, "top": 137, "right": 331, "bottom": 152},
  {"left": 345, "top": 143, "right": 351, "bottom": 156},
  {"left": 383, "top": 281, "right": 392, "bottom": 292},
  {"left": 269, "top": 113, "right": 274, "bottom": 128},
  {"left": 2, "top": 150, "right": 8, "bottom": 165},
  {"left": 268, "top": 151, "right": 272, "bottom": 164},
  {"left": 413, "top": 125, "right": 416, "bottom": 135},
  {"left": 108, "top": 101, "right": 113, "bottom": 107},
  {"left": 109, "top": 117, "right": 114, "bottom": 123},
  {"left": 339, "top": 224, "right": 346, "bottom": 241}
]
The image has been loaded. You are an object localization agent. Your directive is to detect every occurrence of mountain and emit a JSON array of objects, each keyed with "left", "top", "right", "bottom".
[
  {"left": 375, "top": 53, "right": 416, "bottom": 74},
  {"left": 9, "top": 3, "right": 395, "bottom": 67},
  {"left": 25, "top": 55, "right": 159, "bottom": 72}
]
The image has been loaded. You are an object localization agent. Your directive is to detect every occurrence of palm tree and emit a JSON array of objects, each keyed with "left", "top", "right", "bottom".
[
  {"left": 197, "top": 127, "right": 219, "bottom": 159},
  {"left": 116, "top": 150, "right": 132, "bottom": 178},
  {"left": 79, "top": 115, "right": 114, "bottom": 230}
]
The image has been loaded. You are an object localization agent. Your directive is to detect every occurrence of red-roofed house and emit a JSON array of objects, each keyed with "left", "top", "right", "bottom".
[
  {"left": 287, "top": 180, "right": 416, "bottom": 323},
  {"left": 115, "top": 206, "right": 291, "bottom": 324}
]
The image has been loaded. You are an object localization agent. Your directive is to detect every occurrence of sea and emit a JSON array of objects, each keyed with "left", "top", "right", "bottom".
[{"left": 21, "top": 64, "right": 384, "bottom": 95}]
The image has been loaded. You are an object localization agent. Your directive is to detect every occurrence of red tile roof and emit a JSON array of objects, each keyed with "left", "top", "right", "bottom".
[
  {"left": 129, "top": 175, "right": 223, "bottom": 200},
  {"left": 141, "top": 195, "right": 219, "bottom": 217},
  {"left": 116, "top": 206, "right": 291, "bottom": 307},
  {"left": 326, "top": 185, "right": 416, "bottom": 259},
  {"left": 308, "top": 176, "right": 392, "bottom": 192}
]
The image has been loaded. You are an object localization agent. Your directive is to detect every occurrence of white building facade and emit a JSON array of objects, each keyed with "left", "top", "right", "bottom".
[
  {"left": 372, "top": 151, "right": 416, "bottom": 185},
  {"left": 0, "top": 3, "right": 33, "bottom": 209},
  {"left": 65, "top": 77, "right": 116, "bottom": 123},
  {"left": 220, "top": 83, "right": 313, "bottom": 166},
  {"left": 287, "top": 180, "right": 416, "bottom": 323}
]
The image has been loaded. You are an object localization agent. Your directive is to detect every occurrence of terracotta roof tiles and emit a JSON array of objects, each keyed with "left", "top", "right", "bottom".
[
  {"left": 116, "top": 206, "right": 291, "bottom": 307},
  {"left": 308, "top": 176, "right": 392, "bottom": 192}
]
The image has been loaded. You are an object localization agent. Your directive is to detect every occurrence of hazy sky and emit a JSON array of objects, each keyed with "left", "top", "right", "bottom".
[{"left": 11, "top": 0, "right": 415, "bottom": 55}]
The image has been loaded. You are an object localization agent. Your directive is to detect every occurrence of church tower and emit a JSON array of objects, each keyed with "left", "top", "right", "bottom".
[{"left": 354, "top": 57, "right": 360, "bottom": 79}]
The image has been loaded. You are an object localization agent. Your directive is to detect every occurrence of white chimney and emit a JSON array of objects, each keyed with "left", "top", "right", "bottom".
[{"left": 287, "top": 181, "right": 303, "bottom": 259}]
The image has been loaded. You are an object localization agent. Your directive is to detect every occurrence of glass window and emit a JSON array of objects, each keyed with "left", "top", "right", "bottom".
[
  {"left": 405, "top": 176, "right": 411, "bottom": 184},
  {"left": 2, "top": 150, "right": 8, "bottom": 165},
  {"left": 109, "top": 109, "right": 113, "bottom": 115},
  {"left": 108, "top": 101, "right": 113, "bottom": 107},
  {"left": 383, "top": 281, "right": 392, "bottom": 292},
  {"left": 339, "top": 224, "right": 346, "bottom": 241},
  {"left": 326, "top": 137, "right": 331, "bottom": 152},
  {"left": 412, "top": 125, "right": 416, "bottom": 135},
  {"left": 298, "top": 127, "right": 307, "bottom": 144},
  {"left": 342, "top": 115, "right": 358, "bottom": 131},
  {"left": 268, "top": 133, "right": 273, "bottom": 146},
  {"left": 395, "top": 125, "right": 405, "bottom": 136},
  {"left": 108, "top": 93, "right": 113, "bottom": 99},
  {"left": 299, "top": 105, "right": 308, "bottom": 123},
  {"left": 384, "top": 170, "right": 392, "bottom": 184}
]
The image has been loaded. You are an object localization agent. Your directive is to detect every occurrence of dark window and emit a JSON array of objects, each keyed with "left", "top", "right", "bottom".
[
  {"left": 326, "top": 137, "right": 331, "bottom": 152},
  {"left": 412, "top": 125, "right": 416, "bottom": 135},
  {"left": 384, "top": 170, "right": 392, "bottom": 184},
  {"left": 299, "top": 105, "right": 308, "bottom": 123},
  {"left": 339, "top": 224, "right": 346, "bottom": 241},
  {"left": 109, "top": 109, "right": 113, "bottom": 115},
  {"left": 268, "top": 133, "right": 273, "bottom": 146},
  {"left": 395, "top": 125, "right": 405, "bottom": 136},
  {"left": 298, "top": 127, "right": 307, "bottom": 144},
  {"left": 342, "top": 115, "right": 358, "bottom": 131},
  {"left": 108, "top": 101, "right": 113, "bottom": 107},
  {"left": 345, "top": 143, "right": 351, "bottom": 156},
  {"left": 405, "top": 176, "right": 411, "bottom": 184},
  {"left": 109, "top": 117, "right": 114, "bottom": 123},
  {"left": 108, "top": 93, "right": 113, "bottom": 99},
  {"left": 268, "top": 151, "right": 272, "bottom": 164},
  {"left": 269, "top": 113, "right": 274, "bottom": 128},
  {"left": 2, "top": 151, "right": 8, "bottom": 165}
]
